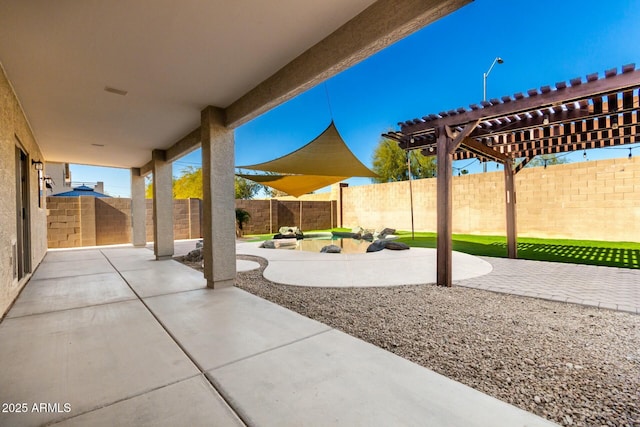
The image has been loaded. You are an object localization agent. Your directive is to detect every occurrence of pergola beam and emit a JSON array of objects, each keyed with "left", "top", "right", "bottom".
[
  {"left": 460, "top": 136, "right": 510, "bottom": 162},
  {"left": 402, "top": 66, "right": 640, "bottom": 134}
]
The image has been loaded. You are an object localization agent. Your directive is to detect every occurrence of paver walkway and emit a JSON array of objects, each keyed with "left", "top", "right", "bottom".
[{"left": 457, "top": 257, "right": 640, "bottom": 314}]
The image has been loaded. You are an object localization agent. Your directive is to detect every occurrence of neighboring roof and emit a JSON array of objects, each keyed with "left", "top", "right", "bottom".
[
  {"left": 53, "top": 185, "right": 110, "bottom": 198},
  {"left": 237, "top": 174, "right": 348, "bottom": 198},
  {"left": 384, "top": 64, "right": 640, "bottom": 164},
  {"left": 237, "top": 121, "right": 376, "bottom": 196}
]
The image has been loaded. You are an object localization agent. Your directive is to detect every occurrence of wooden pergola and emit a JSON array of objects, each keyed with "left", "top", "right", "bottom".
[{"left": 383, "top": 64, "right": 640, "bottom": 286}]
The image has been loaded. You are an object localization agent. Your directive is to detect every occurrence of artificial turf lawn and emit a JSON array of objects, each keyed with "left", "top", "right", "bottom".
[{"left": 245, "top": 229, "right": 640, "bottom": 269}]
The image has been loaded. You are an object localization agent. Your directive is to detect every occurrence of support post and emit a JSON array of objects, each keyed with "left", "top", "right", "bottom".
[
  {"left": 152, "top": 150, "right": 174, "bottom": 259},
  {"left": 504, "top": 160, "right": 518, "bottom": 258},
  {"left": 131, "top": 168, "right": 146, "bottom": 247},
  {"left": 436, "top": 127, "right": 453, "bottom": 287},
  {"left": 201, "top": 106, "right": 236, "bottom": 289}
]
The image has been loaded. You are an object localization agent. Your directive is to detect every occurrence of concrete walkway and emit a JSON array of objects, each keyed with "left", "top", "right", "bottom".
[
  {"left": 232, "top": 241, "right": 639, "bottom": 314},
  {"left": 0, "top": 245, "right": 556, "bottom": 427},
  {"left": 236, "top": 241, "right": 494, "bottom": 287}
]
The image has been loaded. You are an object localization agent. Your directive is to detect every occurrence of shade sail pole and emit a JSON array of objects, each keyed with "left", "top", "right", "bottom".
[
  {"left": 408, "top": 150, "right": 415, "bottom": 240},
  {"left": 436, "top": 126, "right": 453, "bottom": 287}
]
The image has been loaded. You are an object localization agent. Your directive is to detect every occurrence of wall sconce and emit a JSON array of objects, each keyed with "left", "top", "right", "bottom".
[{"left": 32, "top": 160, "right": 44, "bottom": 171}]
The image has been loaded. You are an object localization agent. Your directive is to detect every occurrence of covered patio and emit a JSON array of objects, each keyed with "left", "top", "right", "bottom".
[{"left": 0, "top": 244, "right": 557, "bottom": 426}]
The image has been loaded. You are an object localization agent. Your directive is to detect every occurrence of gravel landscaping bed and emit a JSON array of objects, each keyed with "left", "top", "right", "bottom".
[{"left": 179, "top": 254, "right": 640, "bottom": 427}]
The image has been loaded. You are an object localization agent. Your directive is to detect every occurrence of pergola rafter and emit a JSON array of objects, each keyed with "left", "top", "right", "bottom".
[{"left": 382, "top": 64, "right": 640, "bottom": 287}]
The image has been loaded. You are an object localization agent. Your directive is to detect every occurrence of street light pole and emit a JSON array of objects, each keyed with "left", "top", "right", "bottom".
[
  {"left": 483, "top": 57, "right": 504, "bottom": 101},
  {"left": 482, "top": 57, "right": 504, "bottom": 172}
]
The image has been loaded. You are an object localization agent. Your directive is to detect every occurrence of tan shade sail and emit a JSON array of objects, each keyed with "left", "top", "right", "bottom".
[
  {"left": 238, "top": 121, "right": 377, "bottom": 178},
  {"left": 237, "top": 174, "right": 348, "bottom": 197}
]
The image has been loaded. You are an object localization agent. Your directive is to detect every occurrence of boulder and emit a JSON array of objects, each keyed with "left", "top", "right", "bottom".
[
  {"left": 378, "top": 228, "right": 396, "bottom": 239},
  {"left": 260, "top": 240, "right": 276, "bottom": 249},
  {"left": 361, "top": 232, "right": 373, "bottom": 241},
  {"left": 384, "top": 241, "right": 410, "bottom": 250},
  {"left": 185, "top": 248, "right": 203, "bottom": 261},
  {"left": 366, "top": 240, "right": 386, "bottom": 252},
  {"left": 320, "top": 245, "right": 342, "bottom": 253}
]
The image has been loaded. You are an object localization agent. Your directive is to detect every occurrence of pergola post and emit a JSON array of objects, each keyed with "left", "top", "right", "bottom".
[
  {"left": 503, "top": 160, "right": 517, "bottom": 258},
  {"left": 130, "top": 167, "right": 146, "bottom": 247},
  {"left": 201, "top": 106, "right": 236, "bottom": 289},
  {"left": 152, "top": 149, "right": 174, "bottom": 260},
  {"left": 436, "top": 126, "right": 453, "bottom": 287}
]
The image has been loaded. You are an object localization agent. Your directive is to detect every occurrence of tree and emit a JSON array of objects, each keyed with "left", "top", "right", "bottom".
[
  {"left": 526, "top": 154, "right": 569, "bottom": 168},
  {"left": 234, "top": 175, "right": 261, "bottom": 199},
  {"left": 235, "top": 208, "right": 251, "bottom": 236},
  {"left": 371, "top": 138, "right": 436, "bottom": 183},
  {"left": 144, "top": 167, "right": 262, "bottom": 199}
]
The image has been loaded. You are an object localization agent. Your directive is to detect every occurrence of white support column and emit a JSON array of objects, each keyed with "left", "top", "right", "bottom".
[
  {"left": 201, "top": 106, "right": 236, "bottom": 288},
  {"left": 131, "top": 168, "right": 146, "bottom": 247},
  {"left": 152, "top": 149, "right": 174, "bottom": 260}
]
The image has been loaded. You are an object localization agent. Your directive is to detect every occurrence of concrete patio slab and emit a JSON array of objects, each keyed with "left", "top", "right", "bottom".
[
  {"left": 6, "top": 272, "right": 136, "bottom": 318},
  {"left": 119, "top": 261, "right": 207, "bottom": 297},
  {"left": 44, "top": 249, "right": 106, "bottom": 263},
  {"left": 31, "top": 257, "right": 115, "bottom": 280},
  {"left": 236, "top": 242, "right": 493, "bottom": 287},
  {"left": 103, "top": 253, "right": 164, "bottom": 272},
  {"left": 53, "top": 376, "right": 243, "bottom": 427},
  {"left": 208, "top": 328, "right": 556, "bottom": 427},
  {"left": 0, "top": 300, "right": 199, "bottom": 427},
  {"left": 144, "top": 287, "right": 331, "bottom": 371}
]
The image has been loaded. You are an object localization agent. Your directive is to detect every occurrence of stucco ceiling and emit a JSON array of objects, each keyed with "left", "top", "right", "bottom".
[{"left": 0, "top": 0, "right": 466, "bottom": 169}]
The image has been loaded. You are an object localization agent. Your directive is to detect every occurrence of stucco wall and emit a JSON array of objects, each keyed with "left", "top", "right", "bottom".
[
  {"left": 0, "top": 65, "right": 48, "bottom": 316},
  {"left": 342, "top": 157, "right": 640, "bottom": 242}
]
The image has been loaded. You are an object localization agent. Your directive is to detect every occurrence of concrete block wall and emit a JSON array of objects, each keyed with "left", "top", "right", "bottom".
[
  {"left": 96, "top": 198, "right": 131, "bottom": 245},
  {"left": 235, "top": 199, "right": 337, "bottom": 235},
  {"left": 146, "top": 198, "right": 202, "bottom": 241},
  {"left": 236, "top": 200, "right": 272, "bottom": 235},
  {"left": 47, "top": 197, "right": 203, "bottom": 248},
  {"left": 342, "top": 157, "right": 640, "bottom": 242},
  {"left": 46, "top": 198, "right": 81, "bottom": 248}
]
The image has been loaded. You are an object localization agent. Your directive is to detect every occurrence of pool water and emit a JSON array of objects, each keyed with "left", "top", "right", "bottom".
[{"left": 287, "top": 237, "right": 371, "bottom": 254}]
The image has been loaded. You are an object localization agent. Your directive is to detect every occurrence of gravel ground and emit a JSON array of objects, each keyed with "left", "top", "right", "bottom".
[{"left": 178, "top": 255, "right": 640, "bottom": 427}]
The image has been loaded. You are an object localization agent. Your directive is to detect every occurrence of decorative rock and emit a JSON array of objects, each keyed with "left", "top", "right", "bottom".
[
  {"left": 320, "top": 245, "right": 342, "bottom": 253},
  {"left": 378, "top": 228, "right": 396, "bottom": 239},
  {"left": 366, "top": 240, "right": 386, "bottom": 252},
  {"left": 383, "top": 241, "right": 410, "bottom": 250},
  {"left": 361, "top": 232, "right": 373, "bottom": 241},
  {"left": 196, "top": 240, "right": 203, "bottom": 249},
  {"left": 534, "top": 395, "right": 542, "bottom": 404},
  {"left": 185, "top": 248, "right": 202, "bottom": 262},
  {"left": 260, "top": 240, "right": 276, "bottom": 249}
]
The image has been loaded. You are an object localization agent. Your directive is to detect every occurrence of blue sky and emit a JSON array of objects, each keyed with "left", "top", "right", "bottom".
[{"left": 71, "top": 0, "right": 640, "bottom": 197}]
